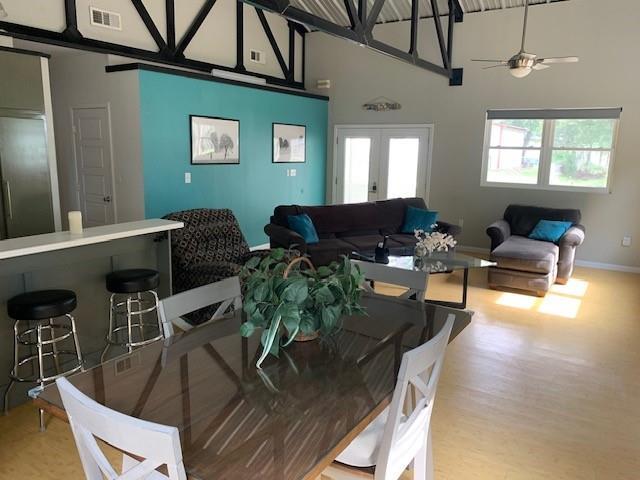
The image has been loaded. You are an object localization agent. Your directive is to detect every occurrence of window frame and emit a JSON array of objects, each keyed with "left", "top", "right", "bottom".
[{"left": 480, "top": 112, "right": 620, "bottom": 194}]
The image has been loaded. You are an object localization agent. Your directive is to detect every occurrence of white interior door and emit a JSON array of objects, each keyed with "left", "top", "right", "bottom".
[
  {"left": 72, "top": 106, "right": 115, "bottom": 227},
  {"left": 335, "top": 125, "right": 432, "bottom": 204}
]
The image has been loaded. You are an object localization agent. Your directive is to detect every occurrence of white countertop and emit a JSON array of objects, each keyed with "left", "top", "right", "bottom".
[{"left": 0, "top": 219, "right": 183, "bottom": 260}]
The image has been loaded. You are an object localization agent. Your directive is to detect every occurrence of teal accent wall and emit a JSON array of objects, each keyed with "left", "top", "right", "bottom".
[{"left": 138, "top": 70, "right": 328, "bottom": 245}]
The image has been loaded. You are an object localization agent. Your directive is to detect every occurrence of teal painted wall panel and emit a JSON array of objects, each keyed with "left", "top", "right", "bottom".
[{"left": 138, "top": 70, "right": 327, "bottom": 245}]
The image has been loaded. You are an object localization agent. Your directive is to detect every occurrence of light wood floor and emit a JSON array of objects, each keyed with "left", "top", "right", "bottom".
[{"left": 1, "top": 266, "right": 639, "bottom": 479}]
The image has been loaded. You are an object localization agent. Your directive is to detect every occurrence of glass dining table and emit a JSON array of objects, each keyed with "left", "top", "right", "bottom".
[{"left": 35, "top": 292, "right": 472, "bottom": 480}]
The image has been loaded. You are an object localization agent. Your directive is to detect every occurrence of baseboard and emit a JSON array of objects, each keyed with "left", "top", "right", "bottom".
[
  {"left": 250, "top": 243, "right": 270, "bottom": 251},
  {"left": 457, "top": 245, "right": 640, "bottom": 274},
  {"left": 574, "top": 260, "right": 640, "bottom": 274}
]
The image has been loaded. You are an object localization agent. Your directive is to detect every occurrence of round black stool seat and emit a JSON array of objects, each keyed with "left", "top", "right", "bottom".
[
  {"left": 8, "top": 290, "right": 77, "bottom": 321},
  {"left": 106, "top": 269, "right": 160, "bottom": 294}
]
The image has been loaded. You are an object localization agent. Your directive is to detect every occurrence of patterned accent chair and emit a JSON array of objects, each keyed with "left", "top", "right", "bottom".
[{"left": 163, "top": 208, "right": 255, "bottom": 294}]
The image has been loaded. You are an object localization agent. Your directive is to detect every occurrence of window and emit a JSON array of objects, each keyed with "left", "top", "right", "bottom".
[{"left": 481, "top": 109, "right": 621, "bottom": 192}]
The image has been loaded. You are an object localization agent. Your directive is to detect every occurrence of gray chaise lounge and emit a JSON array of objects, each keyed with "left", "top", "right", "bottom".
[{"left": 486, "top": 205, "right": 585, "bottom": 296}]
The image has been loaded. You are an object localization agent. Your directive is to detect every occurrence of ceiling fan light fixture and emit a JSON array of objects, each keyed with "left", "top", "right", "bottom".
[{"left": 510, "top": 66, "right": 532, "bottom": 78}]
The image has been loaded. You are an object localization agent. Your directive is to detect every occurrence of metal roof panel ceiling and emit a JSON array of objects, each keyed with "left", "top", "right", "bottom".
[{"left": 288, "top": 0, "right": 568, "bottom": 26}]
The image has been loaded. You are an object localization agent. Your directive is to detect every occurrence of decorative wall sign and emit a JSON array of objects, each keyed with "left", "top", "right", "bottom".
[
  {"left": 190, "top": 115, "right": 240, "bottom": 164},
  {"left": 362, "top": 96, "right": 402, "bottom": 112},
  {"left": 273, "top": 123, "right": 306, "bottom": 163}
]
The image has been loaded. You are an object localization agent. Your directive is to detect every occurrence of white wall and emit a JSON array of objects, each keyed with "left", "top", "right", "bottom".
[
  {"left": 306, "top": 0, "right": 640, "bottom": 268},
  {"left": 48, "top": 51, "right": 144, "bottom": 225},
  {"left": 0, "top": 0, "right": 303, "bottom": 82}
]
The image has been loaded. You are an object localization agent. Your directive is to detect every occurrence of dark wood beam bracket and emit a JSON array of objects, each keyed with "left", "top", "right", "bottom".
[
  {"left": 256, "top": 8, "right": 290, "bottom": 78},
  {"left": 131, "top": 0, "right": 168, "bottom": 54},
  {"left": 236, "top": 1, "right": 245, "bottom": 71},
  {"left": 175, "top": 0, "right": 218, "bottom": 58},
  {"left": 166, "top": 0, "right": 176, "bottom": 50},
  {"left": 63, "top": 0, "right": 81, "bottom": 39}
]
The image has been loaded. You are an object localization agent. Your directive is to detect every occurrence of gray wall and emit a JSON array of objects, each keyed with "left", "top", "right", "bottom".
[
  {"left": 48, "top": 52, "right": 145, "bottom": 225},
  {"left": 306, "top": 0, "right": 640, "bottom": 268}
]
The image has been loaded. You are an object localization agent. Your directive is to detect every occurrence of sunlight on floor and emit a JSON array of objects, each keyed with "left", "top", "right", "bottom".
[
  {"left": 495, "top": 279, "right": 588, "bottom": 319},
  {"left": 538, "top": 294, "right": 582, "bottom": 318},
  {"left": 550, "top": 278, "right": 590, "bottom": 297},
  {"left": 496, "top": 292, "right": 537, "bottom": 310}
]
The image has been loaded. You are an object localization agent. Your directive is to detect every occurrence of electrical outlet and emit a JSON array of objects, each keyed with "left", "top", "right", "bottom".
[
  {"left": 290, "top": 169, "right": 297, "bottom": 177},
  {"left": 622, "top": 235, "right": 632, "bottom": 247},
  {"left": 184, "top": 172, "right": 191, "bottom": 184}
]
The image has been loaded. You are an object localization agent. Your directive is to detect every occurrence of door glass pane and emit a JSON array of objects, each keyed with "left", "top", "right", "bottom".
[
  {"left": 386, "top": 138, "right": 419, "bottom": 199},
  {"left": 490, "top": 119, "right": 543, "bottom": 148},
  {"left": 550, "top": 150, "right": 610, "bottom": 188},
  {"left": 344, "top": 137, "right": 371, "bottom": 204},
  {"left": 553, "top": 119, "right": 615, "bottom": 149},
  {"left": 486, "top": 148, "right": 540, "bottom": 184}
]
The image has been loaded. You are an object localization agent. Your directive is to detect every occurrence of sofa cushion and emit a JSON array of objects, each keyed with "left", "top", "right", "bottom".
[
  {"left": 340, "top": 235, "right": 404, "bottom": 252},
  {"left": 389, "top": 234, "right": 417, "bottom": 247},
  {"left": 490, "top": 235, "right": 559, "bottom": 274},
  {"left": 504, "top": 205, "right": 581, "bottom": 237},
  {"left": 306, "top": 238, "right": 355, "bottom": 267}
]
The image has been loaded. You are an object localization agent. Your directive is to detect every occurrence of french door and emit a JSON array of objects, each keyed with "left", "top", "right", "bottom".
[{"left": 335, "top": 125, "right": 432, "bottom": 204}]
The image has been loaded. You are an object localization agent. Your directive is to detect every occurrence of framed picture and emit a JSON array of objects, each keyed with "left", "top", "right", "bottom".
[
  {"left": 190, "top": 115, "right": 240, "bottom": 164},
  {"left": 273, "top": 123, "right": 306, "bottom": 163}
]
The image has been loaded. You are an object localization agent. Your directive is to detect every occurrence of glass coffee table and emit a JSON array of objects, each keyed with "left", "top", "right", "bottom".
[{"left": 351, "top": 251, "right": 495, "bottom": 309}]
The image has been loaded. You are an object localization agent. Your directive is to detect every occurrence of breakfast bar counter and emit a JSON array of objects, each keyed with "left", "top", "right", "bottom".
[{"left": 0, "top": 219, "right": 183, "bottom": 410}]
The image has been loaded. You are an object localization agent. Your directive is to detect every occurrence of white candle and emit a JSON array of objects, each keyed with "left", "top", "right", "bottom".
[{"left": 68, "top": 211, "right": 83, "bottom": 235}]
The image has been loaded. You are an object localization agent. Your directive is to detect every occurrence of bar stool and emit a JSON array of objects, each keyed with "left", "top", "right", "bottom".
[
  {"left": 4, "top": 289, "right": 83, "bottom": 429},
  {"left": 101, "top": 269, "right": 162, "bottom": 362}
]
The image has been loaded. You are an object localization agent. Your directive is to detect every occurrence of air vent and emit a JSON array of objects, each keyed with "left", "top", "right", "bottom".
[
  {"left": 90, "top": 7, "right": 122, "bottom": 30},
  {"left": 249, "top": 49, "right": 265, "bottom": 64}
]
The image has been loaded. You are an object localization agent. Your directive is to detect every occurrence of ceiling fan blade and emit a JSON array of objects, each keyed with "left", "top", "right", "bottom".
[
  {"left": 538, "top": 56, "right": 579, "bottom": 64},
  {"left": 471, "top": 59, "right": 508, "bottom": 63},
  {"left": 532, "top": 63, "right": 550, "bottom": 70},
  {"left": 483, "top": 64, "right": 509, "bottom": 70}
]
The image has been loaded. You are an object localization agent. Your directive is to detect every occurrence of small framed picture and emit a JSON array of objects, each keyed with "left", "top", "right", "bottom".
[
  {"left": 190, "top": 115, "right": 240, "bottom": 164},
  {"left": 273, "top": 123, "right": 306, "bottom": 163}
]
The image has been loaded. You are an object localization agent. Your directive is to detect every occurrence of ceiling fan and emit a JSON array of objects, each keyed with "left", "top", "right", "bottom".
[{"left": 472, "top": 0, "right": 578, "bottom": 78}]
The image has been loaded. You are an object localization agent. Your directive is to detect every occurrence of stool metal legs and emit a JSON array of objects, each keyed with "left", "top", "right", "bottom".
[
  {"left": 101, "top": 290, "right": 161, "bottom": 362},
  {"left": 4, "top": 314, "right": 84, "bottom": 426}
]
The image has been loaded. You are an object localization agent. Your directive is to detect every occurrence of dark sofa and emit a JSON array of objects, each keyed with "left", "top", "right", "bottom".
[
  {"left": 487, "top": 204, "right": 585, "bottom": 296},
  {"left": 264, "top": 198, "right": 461, "bottom": 266}
]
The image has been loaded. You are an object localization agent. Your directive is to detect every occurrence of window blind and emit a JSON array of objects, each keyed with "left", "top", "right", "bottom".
[{"left": 487, "top": 108, "right": 622, "bottom": 120}]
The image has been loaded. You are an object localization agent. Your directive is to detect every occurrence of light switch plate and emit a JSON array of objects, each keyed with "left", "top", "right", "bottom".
[
  {"left": 290, "top": 169, "right": 297, "bottom": 177},
  {"left": 622, "top": 235, "right": 632, "bottom": 247},
  {"left": 185, "top": 172, "right": 191, "bottom": 184}
]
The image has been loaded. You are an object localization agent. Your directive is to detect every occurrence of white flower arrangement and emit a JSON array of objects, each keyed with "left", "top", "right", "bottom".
[{"left": 414, "top": 227, "right": 457, "bottom": 257}]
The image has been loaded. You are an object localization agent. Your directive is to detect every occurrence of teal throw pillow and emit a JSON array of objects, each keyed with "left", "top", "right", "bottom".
[
  {"left": 528, "top": 220, "right": 573, "bottom": 243},
  {"left": 401, "top": 206, "right": 439, "bottom": 234},
  {"left": 287, "top": 214, "right": 319, "bottom": 244}
]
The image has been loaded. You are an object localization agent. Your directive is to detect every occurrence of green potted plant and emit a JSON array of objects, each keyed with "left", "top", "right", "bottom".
[{"left": 239, "top": 248, "right": 366, "bottom": 368}]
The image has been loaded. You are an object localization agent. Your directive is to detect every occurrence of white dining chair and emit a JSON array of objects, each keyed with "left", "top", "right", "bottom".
[
  {"left": 323, "top": 314, "right": 455, "bottom": 480},
  {"left": 158, "top": 276, "right": 242, "bottom": 338},
  {"left": 56, "top": 377, "right": 187, "bottom": 480}
]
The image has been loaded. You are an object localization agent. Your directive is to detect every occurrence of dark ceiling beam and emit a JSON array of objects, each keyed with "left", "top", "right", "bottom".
[
  {"left": 130, "top": 0, "right": 168, "bottom": 53},
  {"left": 343, "top": 0, "right": 360, "bottom": 32},
  {"left": 236, "top": 1, "right": 245, "bottom": 71},
  {"left": 288, "top": 21, "right": 295, "bottom": 82},
  {"left": 409, "top": 0, "right": 419, "bottom": 56},
  {"left": 175, "top": 0, "right": 218, "bottom": 57},
  {"left": 453, "top": 0, "right": 464, "bottom": 22},
  {"left": 63, "top": 0, "right": 81, "bottom": 39},
  {"left": 430, "top": 0, "right": 450, "bottom": 70},
  {"left": 256, "top": 8, "right": 289, "bottom": 78},
  {"left": 241, "top": 0, "right": 461, "bottom": 84},
  {"left": 165, "top": 0, "right": 176, "bottom": 50}
]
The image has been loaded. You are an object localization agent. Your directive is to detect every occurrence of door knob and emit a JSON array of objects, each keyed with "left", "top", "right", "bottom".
[
  {"left": 103, "top": 195, "right": 112, "bottom": 203},
  {"left": 369, "top": 182, "right": 377, "bottom": 193}
]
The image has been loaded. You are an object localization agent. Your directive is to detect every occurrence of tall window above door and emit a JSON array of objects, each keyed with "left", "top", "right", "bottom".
[{"left": 481, "top": 108, "right": 621, "bottom": 193}]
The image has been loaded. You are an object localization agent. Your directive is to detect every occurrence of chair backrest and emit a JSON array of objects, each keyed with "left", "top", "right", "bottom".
[
  {"left": 158, "top": 276, "right": 242, "bottom": 337},
  {"left": 374, "top": 314, "right": 455, "bottom": 480},
  {"left": 504, "top": 204, "right": 581, "bottom": 237},
  {"left": 56, "top": 377, "right": 186, "bottom": 480}
]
